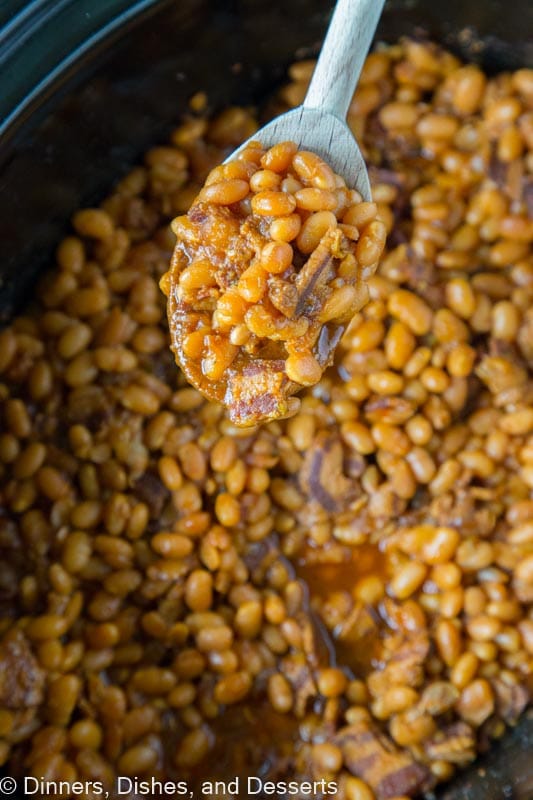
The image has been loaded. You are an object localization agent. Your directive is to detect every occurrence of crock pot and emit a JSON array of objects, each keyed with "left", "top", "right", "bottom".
[{"left": 0, "top": 1, "right": 532, "bottom": 797}]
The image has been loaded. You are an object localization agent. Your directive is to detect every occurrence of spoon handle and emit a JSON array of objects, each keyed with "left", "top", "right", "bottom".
[{"left": 303, "top": 0, "right": 386, "bottom": 121}]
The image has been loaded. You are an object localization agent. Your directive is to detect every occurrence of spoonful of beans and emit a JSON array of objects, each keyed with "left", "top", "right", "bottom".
[{"left": 160, "top": 0, "right": 387, "bottom": 426}]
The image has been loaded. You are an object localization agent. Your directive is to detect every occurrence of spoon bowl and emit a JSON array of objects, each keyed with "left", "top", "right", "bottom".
[{"left": 228, "top": 105, "right": 371, "bottom": 199}]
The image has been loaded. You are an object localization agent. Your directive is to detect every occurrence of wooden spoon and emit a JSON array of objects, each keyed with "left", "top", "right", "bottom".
[{"left": 162, "top": 0, "right": 387, "bottom": 426}]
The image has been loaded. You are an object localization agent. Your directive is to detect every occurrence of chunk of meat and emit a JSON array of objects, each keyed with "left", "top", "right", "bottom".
[
  {"left": 419, "top": 681, "right": 459, "bottom": 716},
  {"left": 0, "top": 631, "right": 45, "bottom": 709},
  {"left": 225, "top": 360, "right": 293, "bottom": 427},
  {"left": 424, "top": 722, "right": 476, "bottom": 765},
  {"left": 491, "top": 677, "right": 530, "bottom": 724},
  {"left": 335, "top": 717, "right": 433, "bottom": 800},
  {"left": 279, "top": 653, "right": 318, "bottom": 718},
  {"left": 294, "top": 229, "right": 339, "bottom": 316},
  {"left": 429, "top": 490, "right": 497, "bottom": 538},
  {"left": 367, "top": 634, "right": 430, "bottom": 697},
  {"left": 299, "top": 431, "right": 356, "bottom": 513},
  {"left": 133, "top": 471, "right": 169, "bottom": 518}
]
